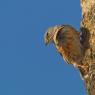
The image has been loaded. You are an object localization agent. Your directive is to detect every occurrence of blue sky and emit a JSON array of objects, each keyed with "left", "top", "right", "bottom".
[{"left": 0, "top": 0, "right": 86, "bottom": 95}]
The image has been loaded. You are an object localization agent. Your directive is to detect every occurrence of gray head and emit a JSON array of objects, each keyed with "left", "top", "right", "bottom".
[{"left": 44, "top": 25, "right": 64, "bottom": 45}]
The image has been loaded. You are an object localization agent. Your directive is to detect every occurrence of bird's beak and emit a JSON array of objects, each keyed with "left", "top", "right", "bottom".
[
  {"left": 44, "top": 38, "right": 49, "bottom": 46},
  {"left": 44, "top": 32, "right": 49, "bottom": 46}
]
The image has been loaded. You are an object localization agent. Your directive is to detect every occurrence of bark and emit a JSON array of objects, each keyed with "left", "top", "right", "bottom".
[{"left": 80, "top": 0, "right": 95, "bottom": 95}]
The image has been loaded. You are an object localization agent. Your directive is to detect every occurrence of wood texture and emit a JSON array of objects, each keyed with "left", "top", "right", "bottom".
[{"left": 80, "top": 0, "right": 95, "bottom": 95}]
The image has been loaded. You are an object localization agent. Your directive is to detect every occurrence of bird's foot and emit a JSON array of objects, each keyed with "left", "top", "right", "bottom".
[{"left": 73, "top": 63, "right": 88, "bottom": 71}]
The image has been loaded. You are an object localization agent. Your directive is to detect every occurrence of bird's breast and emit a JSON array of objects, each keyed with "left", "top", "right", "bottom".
[{"left": 55, "top": 41, "right": 82, "bottom": 65}]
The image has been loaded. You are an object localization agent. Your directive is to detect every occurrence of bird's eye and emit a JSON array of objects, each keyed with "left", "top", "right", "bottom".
[{"left": 47, "top": 33, "right": 49, "bottom": 37}]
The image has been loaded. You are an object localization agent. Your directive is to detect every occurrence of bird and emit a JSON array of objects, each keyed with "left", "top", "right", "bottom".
[{"left": 44, "top": 25, "right": 86, "bottom": 70}]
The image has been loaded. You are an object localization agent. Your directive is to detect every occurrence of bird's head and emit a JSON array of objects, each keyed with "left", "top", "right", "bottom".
[{"left": 44, "top": 25, "right": 64, "bottom": 45}]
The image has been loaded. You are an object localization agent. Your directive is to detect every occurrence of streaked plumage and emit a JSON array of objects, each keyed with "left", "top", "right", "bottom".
[{"left": 44, "top": 25, "right": 83, "bottom": 68}]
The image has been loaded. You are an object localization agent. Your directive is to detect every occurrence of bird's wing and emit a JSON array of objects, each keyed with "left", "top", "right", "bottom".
[{"left": 55, "top": 27, "right": 82, "bottom": 65}]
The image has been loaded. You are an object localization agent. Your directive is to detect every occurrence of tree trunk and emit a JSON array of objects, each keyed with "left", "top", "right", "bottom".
[{"left": 80, "top": 0, "right": 95, "bottom": 95}]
